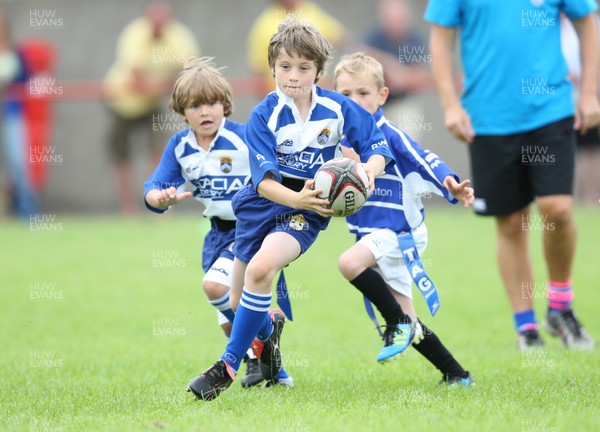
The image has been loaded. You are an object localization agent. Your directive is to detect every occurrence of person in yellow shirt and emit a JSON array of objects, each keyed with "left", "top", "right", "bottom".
[
  {"left": 103, "top": 0, "right": 198, "bottom": 214},
  {"left": 247, "top": 0, "right": 346, "bottom": 95}
]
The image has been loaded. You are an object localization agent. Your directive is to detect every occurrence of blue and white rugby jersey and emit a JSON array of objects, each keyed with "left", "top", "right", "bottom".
[
  {"left": 245, "top": 85, "right": 391, "bottom": 188},
  {"left": 144, "top": 118, "right": 249, "bottom": 219},
  {"left": 346, "top": 109, "right": 459, "bottom": 239}
]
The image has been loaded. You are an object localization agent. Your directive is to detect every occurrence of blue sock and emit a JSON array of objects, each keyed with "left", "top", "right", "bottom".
[
  {"left": 221, "top": 289, "right": 271, "bottom": 372},
  {"left": 513, "top": 309, "right": 538, "bottom": 335},
  {"left": 256, "top": 313, "right": 273, "bottom": 341},
  {"left": 208, "top": 290, "right": 235, "bottom": 323},
  {"left": 220, "top": 308, "right": 235, "bottom": 324}
]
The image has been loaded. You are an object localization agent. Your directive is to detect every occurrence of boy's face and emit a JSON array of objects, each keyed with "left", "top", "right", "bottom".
[
  {"left": 182, "top": 102, "right": 225, "bottom": 144},
  {"left": 273, "top": 50, "right": 318, "bottom": 103},
  {"left": 334, "top": 71, "right": 388, "bottom": 115}
]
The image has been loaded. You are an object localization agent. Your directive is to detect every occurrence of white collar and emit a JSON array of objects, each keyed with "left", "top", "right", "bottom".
[
  {"left": 181, "top": 118, "right": 227, "bottom": 152},
  {"left": 275, "top": 84, "right": 318, "bottom": 119}
]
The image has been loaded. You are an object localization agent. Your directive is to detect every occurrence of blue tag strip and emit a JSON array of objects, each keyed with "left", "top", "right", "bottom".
[
  {"left": 363, "top": 295, "right": 383, "bottom": 338},
  {"left": 397, "top": 232, "right": 441, "bottom": 316},
  {"left": 276, "top": 270, "right": 293, "bottom": 321}
]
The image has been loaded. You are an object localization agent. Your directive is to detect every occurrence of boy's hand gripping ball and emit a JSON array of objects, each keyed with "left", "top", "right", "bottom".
[{"left": 313, "top": 158, "right": 369, "bottom": 217}]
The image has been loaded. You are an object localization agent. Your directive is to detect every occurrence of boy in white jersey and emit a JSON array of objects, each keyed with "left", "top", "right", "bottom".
[
  {"left": 144, "top": 57, "right": 293, "bottom": 389},
  {"left": 187, "top": 18, "right": 402, "bottom": 401},
  {"left": 335, "top": 53, "right": 475, "bottom": 386}
]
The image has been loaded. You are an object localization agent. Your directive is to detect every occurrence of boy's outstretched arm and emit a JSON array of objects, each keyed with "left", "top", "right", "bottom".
[
  {"left": 145, "top": 187, "right": 193, "bottom": 210},
  {"left": 442, "top": 176, "right": 474, "bottom": 208}
]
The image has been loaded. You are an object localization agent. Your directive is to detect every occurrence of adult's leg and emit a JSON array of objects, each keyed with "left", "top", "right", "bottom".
[
  {"left": 495, "top": 206, "right": 534, "bottom": 314},
  {"left": 536, "top": 195, "right": 576, "bottom": 284},
  {"left": 109, "top": 113, "right": 137, "bottom": 215}
]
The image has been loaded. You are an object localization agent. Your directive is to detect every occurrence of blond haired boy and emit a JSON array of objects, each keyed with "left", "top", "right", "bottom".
[{"left": 334, "top": 52, "right": 474, "bottom": 386}]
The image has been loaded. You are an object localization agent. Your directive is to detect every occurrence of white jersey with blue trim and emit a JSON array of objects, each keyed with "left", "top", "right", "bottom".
[
  {"left": 144, "top": 118, "right": 249, "bottom": 219},
  {"left": 245, "top": 85, "right": 391, "bottom": 188},
  {"left": 346, "top": 109, "right": 459, "bottom": 238}
]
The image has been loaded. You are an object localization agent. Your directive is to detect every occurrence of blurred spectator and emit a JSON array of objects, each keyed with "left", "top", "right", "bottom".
[
  {"left": 103, "top": 0, "right": 198, "bottom": 215},
  {"left": 561, "top": 13, "right": 600, "bottom": 205},
  {"left": 247, "top": 0, "right": 346, "bottom": 95},
  {"left": 0, "top": 8, "right": 55, "bottom": 219},
  {"left": 360, "top": 0, "right": 435, "bottom": 141}
]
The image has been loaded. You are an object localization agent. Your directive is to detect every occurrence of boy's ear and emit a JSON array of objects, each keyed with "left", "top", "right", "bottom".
[{"left": 378, "top": 86, "right": 390, "bottom": 107}]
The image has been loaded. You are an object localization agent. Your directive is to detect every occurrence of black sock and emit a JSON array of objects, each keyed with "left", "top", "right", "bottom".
[
  {"left": 349, "top": 268, "right": 408, "bottom": 326},
  {"left": 413, "top": 320, "right": 468, "bottom": 378}
]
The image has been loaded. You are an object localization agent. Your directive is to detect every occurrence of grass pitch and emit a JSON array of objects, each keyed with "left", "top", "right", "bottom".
[{"left": 2, "top": 207, "right": 599, "bottom": 431}]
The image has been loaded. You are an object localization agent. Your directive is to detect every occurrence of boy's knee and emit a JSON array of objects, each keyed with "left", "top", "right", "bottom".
[
  {"left": 338, "top": 251, "right": 360, "bottom": 280},
  {"left": 246, "top": 257, "right": 277, "bottom": 286},
  {"left": 202, "top": 280, "right": 228, "bottom": 300}
]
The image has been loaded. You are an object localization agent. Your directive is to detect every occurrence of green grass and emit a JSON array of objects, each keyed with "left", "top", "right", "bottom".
[{"left": 2, "top": 207, "right": 600, "bottom": 431}]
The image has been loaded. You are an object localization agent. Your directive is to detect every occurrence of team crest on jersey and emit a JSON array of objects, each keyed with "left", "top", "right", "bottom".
[
  {"left": 317, "top": 128, "right": 331, "bottom": 145},
  {"left": 289, "top": 214, "right": 307, "bottom": 231},
  {"left": 219, "top": 157, "right": 233, "bottom": 173}
]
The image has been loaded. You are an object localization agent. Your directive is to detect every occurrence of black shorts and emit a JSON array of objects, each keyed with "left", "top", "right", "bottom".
[
  {"left": 469, "top": 116, "right": 575, "bottom": 216},
  {"left": 576, "top": 125, "right": 600, "bottom": 149}
]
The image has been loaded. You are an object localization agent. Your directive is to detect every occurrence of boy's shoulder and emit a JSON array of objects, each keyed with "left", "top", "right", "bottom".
[
  {"left": 255, "top": 87, "right": 352, "bottom": 109},
  {"left": 314, "top": 86, "right": 352, "bottom": 107},
  {"left": 315, "top": 87, "right": 378, "bottom": 121},
  {"left": 378, "top": 114, "right": 412, "bottom": 144},
  {"left": 248, "top": 87, "right": 366, "bottom": 126},
  {"left": 168, "top": 128, "right": 192, "bottom": 145},
  {"left": 377, "top": 114, "right": 425, "bottom": 157},
  {"left": 223, "top": 118, "right": 246, "bottom": 135},
  {"left": 249, "top": 91, "right": 281, "bottom": 119},
  {"left": 216, "top": 119, "right": 248, "bottom": 151}
]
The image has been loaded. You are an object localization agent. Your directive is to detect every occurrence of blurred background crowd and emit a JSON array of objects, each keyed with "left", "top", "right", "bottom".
[{"left": 0, "top": 0, "right": 598, "bottom": 217}]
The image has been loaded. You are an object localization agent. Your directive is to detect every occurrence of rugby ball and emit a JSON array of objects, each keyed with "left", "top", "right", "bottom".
[{"left": 313, "top": 158, "right": 369, "bottom": 217}]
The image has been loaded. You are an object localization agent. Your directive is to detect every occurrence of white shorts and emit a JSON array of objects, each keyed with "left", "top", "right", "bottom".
[
  {"left": 202, "top": 256, "right": 234, "bottom": 287},
  {"left": 358, "top": 223, "right": 428, "bottom": 299}
]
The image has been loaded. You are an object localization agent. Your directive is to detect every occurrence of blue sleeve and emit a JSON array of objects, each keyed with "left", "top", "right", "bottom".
[
  {"left": 340, "top": 137, "right": 351, "bottom": 148},
  {"left": 391, "top": 131, "right": 458, "bottom": 204},
  {"left": 562, "top": 0, "right": 598, "bottom": 20},
  {"left": 341, "top": 99, "right": 394, "bottom": 166},
  {"left": 424, "top": 0, "right": 462, "bottom": 28},
  {"left": 245, "top": 109, "right": 282, "bottom": 190},
  {"left": 143, "top": 136, "right": 186, "bottom": 213}
]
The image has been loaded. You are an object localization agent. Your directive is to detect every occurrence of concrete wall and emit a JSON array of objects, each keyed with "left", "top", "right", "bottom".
[{"left": 2, "top": 0, "right": 469, "bottom": 214}]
